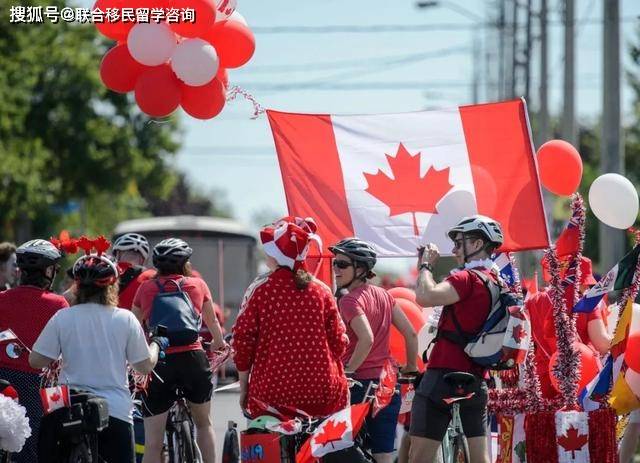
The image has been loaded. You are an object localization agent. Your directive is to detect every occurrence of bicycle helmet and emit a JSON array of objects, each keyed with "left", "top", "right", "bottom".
[
  {"left": 152, "top": 238, "right": 193, "bottom": 268},
  {"left": 73, "top": 254, "right": 119, "bottom": 287},
  {"left": 112, "top": 233, "right": 150, "bottom": 260},
  {"left": 247, "top": 415, "right": 281, "bottom": 431},
  {"left": 16, "top": 239, "right": 63, "bottom": 269},
  {"left": 328, "top": 237, "right": 377, "bottom": 271},
  {"left": 447, "top": 215, "right": 504, "bottom": 247}
]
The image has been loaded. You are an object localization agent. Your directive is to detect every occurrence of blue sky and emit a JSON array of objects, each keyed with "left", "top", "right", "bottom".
[{"left": 73, "top": 0, "right": 640, "bottom": 272}]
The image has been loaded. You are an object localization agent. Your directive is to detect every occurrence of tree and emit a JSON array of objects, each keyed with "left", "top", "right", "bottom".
[{"left": 0, "top": 0, "right": 180, "bottom": 241}]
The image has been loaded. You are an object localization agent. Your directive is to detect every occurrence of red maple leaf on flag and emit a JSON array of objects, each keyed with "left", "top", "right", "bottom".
[
  {"left": 511, "top": 324, "right": 526, "bottom": 344},
  {"left": 363, "top": 143, "right": 453, "bottom": 236},
  {"left": 557, "top": 426, "right": 588, "bottom": 459},
  {"left": 279, "top": 420, "right": 298, "bottom": 433},
  {"left": 50, "top": 392, "right": 61, "bottom": 402},
  {"left": 313, "top": 420, "right": 348, "bottom": 448}
]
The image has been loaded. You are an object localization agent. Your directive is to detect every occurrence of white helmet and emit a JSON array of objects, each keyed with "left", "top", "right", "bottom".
[
  {"left": 112, "top": 233, "right": 150, "bottom": 260},
  {"left": 447, "top": 215, "right": 504, "bottom": 247}
]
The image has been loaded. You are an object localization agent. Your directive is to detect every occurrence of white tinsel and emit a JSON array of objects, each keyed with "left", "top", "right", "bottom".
[{"left": 0, "top": 394, "right": 31, "bottom": 452}]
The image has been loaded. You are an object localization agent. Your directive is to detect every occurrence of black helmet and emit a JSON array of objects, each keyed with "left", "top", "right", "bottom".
[
  {"left": 16, "top": 240, "right": 63, "bottom": 270},
  {"left": 329, "top": 237, "right": 377, "bottom": 271},
  {"left": 72, "top": 254, "right": 119, "bottom": 287},
  {"left": 152, "top": 238, "right": 193, "bottom": 268}
]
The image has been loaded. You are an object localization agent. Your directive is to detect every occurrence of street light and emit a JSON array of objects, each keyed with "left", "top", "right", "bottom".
[{"left": 416, "top": 0, "right": 484, "bottom": 103}]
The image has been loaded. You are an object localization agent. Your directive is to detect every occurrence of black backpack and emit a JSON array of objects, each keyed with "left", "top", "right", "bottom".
[{"left": 148, "top": 278, "right": 201, "bottom": 346}]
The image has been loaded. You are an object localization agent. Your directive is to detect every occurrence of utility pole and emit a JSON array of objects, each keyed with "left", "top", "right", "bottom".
[
  {"left": 600, "top": 0, "right": 625, "bottom": 271},
  {"left": 562, "top": 0, "right": 577, "bottom": 146},
  {"left": 510, "top": 0, "right": 518, "bottom": 98},
  {"left": 539, "top": 0, "right": 549, "bottom": 144},
  {"left": 524, "top": 0, "right": 532, "bottom": 103},
  {"left": 498, "top": 0, "right": 506, "bottom": 99}
]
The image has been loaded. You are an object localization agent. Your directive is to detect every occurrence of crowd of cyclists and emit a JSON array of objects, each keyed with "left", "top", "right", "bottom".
[{"left": 0, "top": 213, "right": 635, "bottom": 463}]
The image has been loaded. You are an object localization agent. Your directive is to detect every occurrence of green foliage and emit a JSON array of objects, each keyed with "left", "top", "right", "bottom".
[{"left": 0, "top": 0, "right": 228, "bottom": 241}]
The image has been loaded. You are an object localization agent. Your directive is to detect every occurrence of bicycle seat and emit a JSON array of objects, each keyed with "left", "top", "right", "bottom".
[{"left": 443, "top": 372, "right": 476, "bottom": 387}]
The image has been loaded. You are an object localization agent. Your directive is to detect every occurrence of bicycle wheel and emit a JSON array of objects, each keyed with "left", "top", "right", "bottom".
[
  {"left": 177, "top": 421, "right": 196, "bottom": 462},
  {"left": 67, "top": 441, "right": 92, "bottom": 463},
  {"left": 451, "top": 434, "right": 470, "bottom": 463}
]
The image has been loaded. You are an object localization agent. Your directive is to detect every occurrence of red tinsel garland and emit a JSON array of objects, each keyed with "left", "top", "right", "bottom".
[
  {"left": 588, "top": 408, "right": 617, "bottom": 463},
  {"left": 524, "top": 411, "right": 558, "bottom": 463}
]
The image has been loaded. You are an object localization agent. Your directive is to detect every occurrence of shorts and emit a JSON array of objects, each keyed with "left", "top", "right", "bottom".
[
  {"left": 409, "top": 368, "right": 488, "bottom": 441},
  {"left": 350, "top": 379, "right": 401, "bottom": 454},
  {"left": 141, "top": 350, "right": 213, "bottom": 417}
]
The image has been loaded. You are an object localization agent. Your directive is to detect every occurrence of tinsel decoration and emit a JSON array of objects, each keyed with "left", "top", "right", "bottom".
[
  {"left": 546, "top": 247, "right": 580, "bottom": 408},
  {"left": 226, "top": 85, "right": 265, "bottom": 119},
  {"left": 39, "top": 360, "right": 62, "bottom": 389},
  {"left": 0, "top": 394, "right": 31, "bottom": 452},
  {"left": 522, "top": 339, "right": 543, "bottom": 410},
  {"left": 507, "top": 251, "right": 524, "bottom": 298},
  {"left": 587, "top": 408, "right": 617, "bottom": 463},
  {"left": 525, "top": 411, "right": 558, "bottom": 463}
]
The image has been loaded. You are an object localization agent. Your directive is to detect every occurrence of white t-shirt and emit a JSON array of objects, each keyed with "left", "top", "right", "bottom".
[{"left": 33, "top": 303, "right": 151, "bottom": 423}]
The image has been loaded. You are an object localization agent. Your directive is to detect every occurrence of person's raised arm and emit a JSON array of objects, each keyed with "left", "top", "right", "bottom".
[{"left": 415, "top": 243, "right": 460, "bottom": 307}]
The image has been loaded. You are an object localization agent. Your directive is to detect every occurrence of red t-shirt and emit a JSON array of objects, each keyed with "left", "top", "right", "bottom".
[
  {"left": 133, "top": 275, "right": 212, "bottom": 354},
  {"left": 428, "top": 269, "right": 492, "bottom": 376},
  {"left": 0, "top": 286, "right": 69, "bottom": 373},
  {"left": 118, "top": 265, "right": 155, "bottom": 310},
  {"left": 339, "top": 284, "right": 395, "bottom": 380}
]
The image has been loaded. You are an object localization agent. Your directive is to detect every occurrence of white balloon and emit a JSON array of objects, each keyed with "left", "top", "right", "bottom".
[
  {"left": 588, "top": 173, "right": 639, "bottom": 229},
  {"left": 215, "top": 0, "right": 237, "bottom": 21},
  {"left": 170, "top": 38, "right": 219, "bottom": 86},
  {"left": 228, "top": 10, "right": 248, "bottom": 26},
  {"left": 127, "top": 23, "right": 176, "bottom": 66}
]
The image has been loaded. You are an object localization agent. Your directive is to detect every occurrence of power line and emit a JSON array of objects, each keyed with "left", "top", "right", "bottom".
[{"left": 250, "top": 17, "right": 636, "bottom": 34}]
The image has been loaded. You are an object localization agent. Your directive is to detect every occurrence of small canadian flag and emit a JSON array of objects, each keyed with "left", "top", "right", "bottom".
[
  {"left": 0, "top": 329, "right": 17, "bottom": 343},
  {"left": 40, "top": 385, "right": 71, "bottom": 414},
  {"left": 296, "top": 403, "right": 370, "bottom": 463}
]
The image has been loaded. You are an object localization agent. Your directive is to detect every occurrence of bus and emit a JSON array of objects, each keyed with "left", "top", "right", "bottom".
[{"left": 113, "top": 215, "right": 258, "bottom": 327}]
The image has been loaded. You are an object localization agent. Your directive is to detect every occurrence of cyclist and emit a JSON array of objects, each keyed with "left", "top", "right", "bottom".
[
  {"left": 112, "top": 233, "right": 155, "bottom": 309},
  {"left": 330, "top": 237, "right": 418, "bottom": 463},
  {"left": 0, "top": 239, "right": 68, "bottom": 463},
  {"left": 132, "top": 238, "right": 225, "bottom": 463},
  {"left": 29, "top": 250, "right": 164, "bottom": 463},
  {"left": 410, "top": 215, "right": 504, "bottom": 463},
  {"left": 0, "top": 242, "right": 17, "bottom": 291},
  {"left": 233, "top": 217, "right": 349, "bottom": 418}
]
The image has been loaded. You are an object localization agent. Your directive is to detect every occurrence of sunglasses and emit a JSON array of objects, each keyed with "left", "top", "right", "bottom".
[
  {"left": 452, "top": 238, "right": 476, "bottom": 250},
  {"left": 332, "top": 260, "right": 352, "bottom": 269}
]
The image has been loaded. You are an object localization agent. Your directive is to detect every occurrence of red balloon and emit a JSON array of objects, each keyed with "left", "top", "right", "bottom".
[
  {"left": 388, "top": 287, "right": 416, "bottom": 304},
  {"left": 536, "top": 140, "right": 583, "bottom": 196},
  {"left": 93, "top": 0, "right": 135, "bottom": 41},
  {"left": 216, "top": 67, "right": 229, "bottom": 88},
  {"left": 170, "top": 0, "right": 216, "bottom": 38},
  {"left": 203, "top": 20, "right": 255, "bottom": 68},
  {"left": 625, "top": 333, "right": 640, "bottom": 372},
  {"left": 134, "top": 65, "right": 181, "bottom": 117},
  {"left": 389, "top": 298, "right": 426, "bottom": 371},
  {"left": 100, "top": 44, "right": 147, "bottom": 93},
  {"left": 549, "top": 342, "right": 599, "bottom": 392},
  {"left": 180, "top": 78, "right": 226, "bottom": 120}
]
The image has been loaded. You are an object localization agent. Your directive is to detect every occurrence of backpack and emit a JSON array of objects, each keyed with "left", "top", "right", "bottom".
[
  {"left": 118, "top": 265, "right": 145, "bottom": 295},
  {"left": 438, "top": 269, "right": 526, "bottom": 369},
  {"left": 148, "top": 278, "right": 201, "bottom": 346}
]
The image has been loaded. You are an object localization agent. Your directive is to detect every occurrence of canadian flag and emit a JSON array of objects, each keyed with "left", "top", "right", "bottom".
[
  {"left": 555, "top": 411, "right": 589, "bottom": 463},
  {"left": 296, "top": 403, "right": 370, "bottom": 463},
  {"left": 372, "top": 359, "right": 397, "bottom": 418},
  {"left": 39, "top": 385, "right": 71, "bottom": 414},
  {"left": 502, "top": 305, "right": 531, "bottom": 364},
  {"left": 267, "top": 99, "right": 549, "bottom": 259}
]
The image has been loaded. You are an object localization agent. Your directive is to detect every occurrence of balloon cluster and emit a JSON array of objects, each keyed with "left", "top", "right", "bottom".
[
  {"left": 536, "top": 140, "right": 639, "bottom": 230},
  {"left": 97, "top": 0, "right": 255, "bottom": 119}
]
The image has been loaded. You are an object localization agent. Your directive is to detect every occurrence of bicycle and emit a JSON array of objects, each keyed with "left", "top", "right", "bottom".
[{"left": 439, "top": 371, "right": 477, "bottom": 463}]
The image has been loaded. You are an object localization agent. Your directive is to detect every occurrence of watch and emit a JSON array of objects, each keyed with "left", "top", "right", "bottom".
[{"left": 419, "top": 262, "right": 434, "bottom": 272}]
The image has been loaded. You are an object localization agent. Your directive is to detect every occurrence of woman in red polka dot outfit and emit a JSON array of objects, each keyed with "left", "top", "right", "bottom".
[{"left": 232, "top": 216, "right": 348, "bottom": 418}]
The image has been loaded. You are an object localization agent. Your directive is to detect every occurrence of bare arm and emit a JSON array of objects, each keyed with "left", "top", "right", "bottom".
[
  {"left": 202, "top": 300, "right": 225, "bottom": 350},
  {"left": 238, "top": 369, "right": 249, "bottom": 409},
  {"left": 415, "top": 243, "right": 460, "bottom": 307},
  {"left": 131, "top": 344, "right": 160, "bottom": 375},
  {"left": 29, "top": 351, "right": 56, "bottom": 370},
  {"left": 588, "top": 318, "right": 612, "bottom": 355},
  {"left": 345, "top": 314, "right": 374, "bottom": 374},
  {"left": 391, "top": 304, "right": 418, "bottom": 371}
]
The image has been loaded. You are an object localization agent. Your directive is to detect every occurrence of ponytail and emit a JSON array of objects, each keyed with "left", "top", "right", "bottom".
[{"left": 293, "top": 268, "right": 312, "bottom": 290}]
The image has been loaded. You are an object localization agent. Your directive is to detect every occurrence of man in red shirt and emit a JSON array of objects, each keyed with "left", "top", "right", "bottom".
[
  {"left": 410, "top": 215, "right": 505, "bottom": 463},
  {"left": 111, "top": 232, "right": 156, "bottom": 309},
  {"left": 0, "top": 239, "right": 68, "bottom": 463}
]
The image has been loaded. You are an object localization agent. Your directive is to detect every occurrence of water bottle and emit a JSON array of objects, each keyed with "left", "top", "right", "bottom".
[{"left": 222, "top": 420, "right": 239, "bottom": 463}]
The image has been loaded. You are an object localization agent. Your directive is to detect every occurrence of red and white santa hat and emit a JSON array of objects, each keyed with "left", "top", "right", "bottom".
[{"left": 260, "top": 216, "right": 322, "bottom": 271}]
